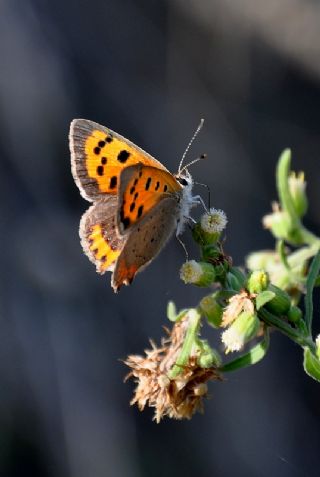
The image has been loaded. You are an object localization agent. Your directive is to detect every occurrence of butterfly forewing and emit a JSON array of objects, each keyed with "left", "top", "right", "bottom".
[{"left": 70, "top": 119, "right": 169, "bottom": 201}]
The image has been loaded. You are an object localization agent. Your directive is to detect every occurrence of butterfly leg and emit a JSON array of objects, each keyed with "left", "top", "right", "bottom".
[
  {"left": 193, "top": 181, "right": 211, "bottom": 209},
  {"left": 192, "top": 194, "right": 209, "bottom": 213},
  {"left": 176, "top": 234, "right": 189, "bottom": 261}
]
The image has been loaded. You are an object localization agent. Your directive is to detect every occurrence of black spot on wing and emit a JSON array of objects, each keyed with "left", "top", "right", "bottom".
[
  {"left": 97, "top": 165, "right": 104, "bottom": 176},
  {"left": 145, "top": 177, "right": 151, "bottom": 191},
  {"left": 117, "top": 150, "right": 130, "bottom": 163},
  {"left": 137, "top": 205, "right": 144, "bottom": 218},
  {"left": 110, "top": 176, "right": 117, "bottom": 189}
]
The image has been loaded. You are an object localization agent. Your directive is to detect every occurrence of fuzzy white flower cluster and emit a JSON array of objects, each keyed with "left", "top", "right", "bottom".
[{"left": 201, "top": 208, "right": 227, "bottom": 234}]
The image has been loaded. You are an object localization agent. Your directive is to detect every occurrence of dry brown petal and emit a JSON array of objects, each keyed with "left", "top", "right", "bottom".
[
  {"left": 222, "top": 291, "right": 255, "bottom": 327},
  {"left": 124, "top": 314, "right": 221, "bottom": 422}
]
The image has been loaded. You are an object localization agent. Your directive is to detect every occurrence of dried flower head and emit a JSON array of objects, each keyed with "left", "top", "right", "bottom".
[
  {"left": 124, "top": 313, "right": 221, "bottom": 422},
  {"left": 222, "top": 290, "right": 255, "bottom": 327}
]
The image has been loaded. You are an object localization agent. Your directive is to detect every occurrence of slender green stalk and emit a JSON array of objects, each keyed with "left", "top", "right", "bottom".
[{"left": 168, "top": 308, "right": 201, "bottom": 378}]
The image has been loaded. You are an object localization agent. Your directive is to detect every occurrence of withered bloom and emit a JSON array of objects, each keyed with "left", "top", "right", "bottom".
[
  {"left": 221, "top": 290, "right": 255, "bottom": 327},
  {"left": 124, "top": 313, "right": 221, "bottom": 422}
]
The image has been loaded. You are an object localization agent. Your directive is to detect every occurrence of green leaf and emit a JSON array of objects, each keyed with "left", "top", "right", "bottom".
[
  {"left": 167, "top": 301, "right": 177, "bottom": 321},
  {"left": 276, "top": 149, "right": 299, "bottom": 228},
  {"left": 220, "top": 330, "right": 270, "bottom": 373},
  {"left": 256, "top": 291, "right": 276, "bottom": 310},
  {"left": 166, "top": 301, "right": 188, "bottom": 322},
  {"left": 304, "top": 250, "right": 320, "bottom": 333},
  {"left": 303, "top": 347, "right": 320, "bottom": 382}
]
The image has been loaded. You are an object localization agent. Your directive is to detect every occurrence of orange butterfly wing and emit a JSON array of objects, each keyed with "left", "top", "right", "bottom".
[
  {"left": 69, "top": 119, "right": 169, "bottom": 201},
  {"left": 80, "top": 197, "right": 125, "bottom": 274},
  {"left": 117, "top": 164, "right": 182, "bottom": 233}
]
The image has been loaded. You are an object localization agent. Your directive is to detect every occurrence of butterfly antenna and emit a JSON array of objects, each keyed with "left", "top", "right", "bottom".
[
  {"left": 179, "top": 153, "right": 207, "bottom": 175},
  {"left": 178, "top": 118, "right": 204, "bottom": 174}
]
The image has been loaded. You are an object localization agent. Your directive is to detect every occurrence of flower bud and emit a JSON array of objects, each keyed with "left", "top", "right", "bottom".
[
  {"left": 200, "top": 294, "right": 223, "bottom": 327},
  {"left": 247, "top": 270, "right": 269, "bottom": 294},
  {"left": 201, "top": 244, "right": 221, "bottom": 262},
  {"left": 180, "top": 260, "right": 216, "bottom": 286},
  {"left": 263, "top": 208, "right": 293, "bottom": 241},
  {"left": 287, "top": 305, "right": 302, "bottom": 323},
  {"left": 264, "top": 284, "right": 291, "bottom": 315},
  {"left": 288, "top": 171, "right": 308, "bottom": 217},
  {"left": 221, "top": 311, "right": 260, "bottom": 353},
  {"left": 197, "top": 339, "right": 222, "bottom": 367},
  {"left": 246, "top": 250, "right": 278, "bottom": 271},
  {"left": 212, "top": 256, "right": 232, "bottom": 279}
]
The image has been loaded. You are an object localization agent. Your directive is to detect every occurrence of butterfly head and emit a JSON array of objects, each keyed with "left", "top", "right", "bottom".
[{"left": 175, "top": 169, "right": 193, "bottom": 187}]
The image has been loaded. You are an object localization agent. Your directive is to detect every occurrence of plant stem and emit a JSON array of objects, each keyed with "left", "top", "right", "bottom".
[
  {"left": 258, "top": 308, "right": 316, "bottom": 352},
  {"left": 168, "top": 308, "right": 201, "bottom": 379}
]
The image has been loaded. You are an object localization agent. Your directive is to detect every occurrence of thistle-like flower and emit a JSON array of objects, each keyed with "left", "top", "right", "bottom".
[
  {"left": 124, "top": 313, "right": 221, "bottom": 422},
  {"left": 180, "top": 260, "right": 216, "bottom": 286},
  {"left": 201, "top": 208, "right": 228, "bottom": 234}
]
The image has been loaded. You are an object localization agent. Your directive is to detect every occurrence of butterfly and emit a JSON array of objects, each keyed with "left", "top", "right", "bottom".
[{"left": 69, "top": 119, "right": 204, "bottom": 292}]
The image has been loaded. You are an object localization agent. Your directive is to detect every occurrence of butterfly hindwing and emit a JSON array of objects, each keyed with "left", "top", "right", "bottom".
[
  {"left": 117, "top": 163, "right": 182, "bottom": 234},
  {"left": 112, "top": 196, "right": 179, "bottom": 291},
  {"left": 80, "top": 196, "right": 126, "bottom": 274},
  {"left": 70, "top": 119, "right": 169, "bottom": 201}
]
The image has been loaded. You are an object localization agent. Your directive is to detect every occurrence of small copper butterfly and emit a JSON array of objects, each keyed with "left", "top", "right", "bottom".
[{"left": 69, "top": 119, "right": 204, "bottom": 291}]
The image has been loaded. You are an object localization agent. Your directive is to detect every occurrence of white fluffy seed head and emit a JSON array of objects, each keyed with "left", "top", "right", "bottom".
[
  {"left": 180, "top": 260, "right": 203, "bottom": 284},
  {"left": 201, "top": 208, "right": 227, "bottom": 234}
]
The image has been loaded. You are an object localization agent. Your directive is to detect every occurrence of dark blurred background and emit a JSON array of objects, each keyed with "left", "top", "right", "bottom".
[{"left": 1, "top": 1, "right": 320, "bottom": 476}]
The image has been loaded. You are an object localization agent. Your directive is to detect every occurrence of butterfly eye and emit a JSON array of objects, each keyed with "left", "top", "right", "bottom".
[{"left": 177, "top": 177, "right": 188, "bottom": 186}]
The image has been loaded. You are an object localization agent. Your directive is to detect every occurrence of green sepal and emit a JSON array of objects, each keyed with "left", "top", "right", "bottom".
[
  {"left": 255, "top": 291, "right": 276, "bottom": 310},
  {"left": 287, "top": 305, "right": 302, "bottom": 323},
  {"left": 201, "top": 244, "right": 220, "bottom": 262},
  {"left": 221, "top": 330, "right": 270, "bottom": 372},
  {"left": 199, "top": 293, "right": 223, "bottom": 328},
  {"left": 303, "top": 347, "right": 320, "bottom": 382},
  {"left": 193, "top": 223, "right": 219, "bottom": 246},
  {"left": 226, "top": 267, "right": 246, "bottom": 291}
]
